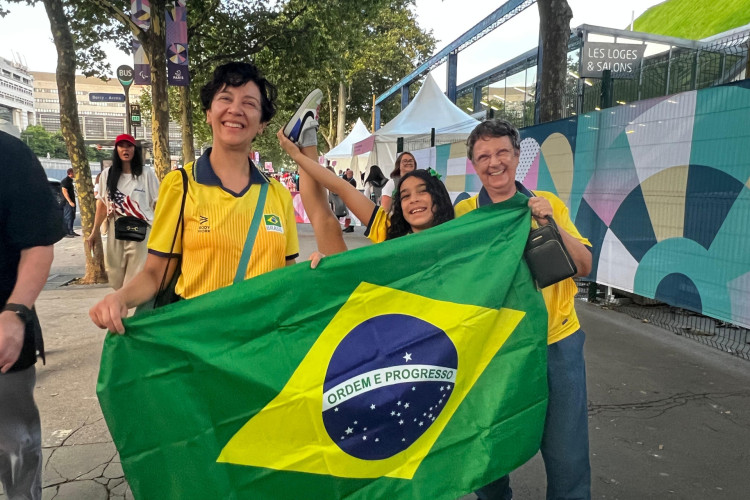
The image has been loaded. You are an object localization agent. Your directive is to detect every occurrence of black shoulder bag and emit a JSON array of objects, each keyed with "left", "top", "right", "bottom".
[
  {"left": 137, "top": 168, "right": 188, "bottom": 311},
  {"left": 524, "top": 205, "right": 577, "bottom": 289},
  {"left": 114, "top": 216, "right": 149, "bottom": 241}
]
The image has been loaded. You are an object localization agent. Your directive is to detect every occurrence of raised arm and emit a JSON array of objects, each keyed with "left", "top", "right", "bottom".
[
  {"left": 296, "top": 142, "right": 347, "bottom": 256},
  {"left": 278, "top": 129, "right": 376, "bottom": 226}
]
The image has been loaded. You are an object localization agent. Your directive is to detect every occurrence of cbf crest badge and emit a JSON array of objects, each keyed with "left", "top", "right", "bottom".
[
  {"left": 218, "top": 283, "right": 524, "bottom": 479},
  {"left": 264, "top": 214, "right": 284, "bottom": 234}
]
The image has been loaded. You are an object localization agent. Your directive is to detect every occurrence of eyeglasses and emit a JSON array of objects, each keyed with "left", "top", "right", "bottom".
[
  {"left": 400, "top": 159, "right": 415, "bottom": 164},
  {"left": 473, "top": 149, "right": 516, "bottom": 167}
]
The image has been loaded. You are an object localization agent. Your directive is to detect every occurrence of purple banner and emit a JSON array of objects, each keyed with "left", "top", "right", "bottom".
[
  {"left": 132, "top": 0, "right": 151, "bottom": 85},
  {"left": 166, "top": 0, "right": 189, "bottom": 86}
]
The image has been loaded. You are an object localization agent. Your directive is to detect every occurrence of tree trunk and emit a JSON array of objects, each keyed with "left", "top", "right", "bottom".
[
  {"left": 146, "top": 0, "right": 172, "bottom": 180},
  {"left": 537, "top": 0, "right": 573, "bottom": 123},
  {"left": 179, "top": 85, "right": 195, "bottom": 165},
  {"left": 335, "top": 81, "right": 346, "bottom": 145},
  {"left": 322, "top": 86, "right": 334, "bottom": 150},
  {"left": 42, "top": 0, "right": 107, "bottom": 284}
]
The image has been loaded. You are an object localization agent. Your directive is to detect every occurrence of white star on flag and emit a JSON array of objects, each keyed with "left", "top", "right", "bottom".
[{"left": 403, "top": 352, "right": 412, "bottom": 362}]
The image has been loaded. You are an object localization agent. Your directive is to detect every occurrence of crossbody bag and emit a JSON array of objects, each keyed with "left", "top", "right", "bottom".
[
  {"left": 138, "top": 169, "right": 269, "bottom": 311},
  {"left": 523, "top": 192, "right": 577, "bottom": 289}
]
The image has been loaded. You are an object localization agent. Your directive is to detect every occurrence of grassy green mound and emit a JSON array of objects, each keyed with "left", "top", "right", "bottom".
[{"left": 633, "top": 0, "right": 750, "bottom": 39}]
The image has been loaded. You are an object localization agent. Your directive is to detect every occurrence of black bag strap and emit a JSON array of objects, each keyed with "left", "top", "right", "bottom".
[{"left": 155, "top": 168, "right": 188, "bottom": 301}]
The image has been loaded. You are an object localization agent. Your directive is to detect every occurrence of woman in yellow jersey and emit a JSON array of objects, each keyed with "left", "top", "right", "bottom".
[
  {"left": 278, "top": 130, "right": 453, "bottom": 244},
  {"left": 89, "top": 63, "right": 341, "bottom": 334}
]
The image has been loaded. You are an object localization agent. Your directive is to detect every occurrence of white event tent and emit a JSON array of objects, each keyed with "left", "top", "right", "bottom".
[
  {"left": 324, "top": 118, "right": 371, "bottom": 187},
  {"left": 352, "top": 73, "right": 480, "bottom": 177}
]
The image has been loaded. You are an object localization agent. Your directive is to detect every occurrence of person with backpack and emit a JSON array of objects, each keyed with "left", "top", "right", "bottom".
[{"left": 363, "top": 165, "right": 387, "bottom": 205}]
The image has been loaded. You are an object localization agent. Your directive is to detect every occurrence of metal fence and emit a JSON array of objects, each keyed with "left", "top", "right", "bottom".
[
  {"left": 576, "top": 280, "right": 750, "bottom": 361},
  {"left": 581, "top": 30, "right": 749, "bottom": 113},
  {"left": 455, "top": 24, "right": 750, "bottom": 127}
]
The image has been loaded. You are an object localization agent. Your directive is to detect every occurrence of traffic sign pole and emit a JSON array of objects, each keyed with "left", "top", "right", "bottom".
[
  {"left": 117, "top": 65, "right": 134, "bottom": 137},
  {"left": 125, "top": 91, "right": 131, "bottom": 136}
]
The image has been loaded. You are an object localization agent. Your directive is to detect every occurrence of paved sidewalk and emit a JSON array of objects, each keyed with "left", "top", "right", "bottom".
[{"left": 3, "top": 224, "right": 749, "bottom": 499}]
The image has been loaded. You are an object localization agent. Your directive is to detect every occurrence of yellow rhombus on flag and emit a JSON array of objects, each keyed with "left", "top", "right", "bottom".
[{"left": 219, "top": 283, "right": 525, "bottom": 479}]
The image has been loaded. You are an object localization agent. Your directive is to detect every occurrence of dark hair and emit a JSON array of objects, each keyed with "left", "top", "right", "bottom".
[
  {"left": 66, "top": 168, "right": 74, "bottom": 175},
  {"left": 386, "top": 169, "right": 454, "bottom": 240},
  {"left": 466, "top": 119, "right": 521, "bottom": 161},
  {"left": 199, "top": 61, "right": 277, "bottom": 123},
  {"left": 107, "top": 142, "right": 144, "bottom": 201},
  {"left": 391, "top": 152, "right": 416, "bottom": 178},
  {"left": 364, "top": 165, "right": 387, "bottom": 188}
]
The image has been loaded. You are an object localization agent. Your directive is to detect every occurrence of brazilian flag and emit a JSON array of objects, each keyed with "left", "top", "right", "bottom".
[{"left": 97, "top": 194, "right": 549, "bottom": 499}]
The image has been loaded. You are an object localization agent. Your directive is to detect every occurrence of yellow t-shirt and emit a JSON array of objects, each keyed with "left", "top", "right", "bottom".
[
  {"left": 454, "top": 189, "right": 591, "bottom": 344},
  {"left": 364, "top": 206, "right": 390, "bottom": 244},
  {"left": 148, "top": 156, "right": 299, "bottom": 299}
]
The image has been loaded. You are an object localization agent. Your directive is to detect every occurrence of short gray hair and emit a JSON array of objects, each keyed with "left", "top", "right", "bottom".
[{"left": 466, "top": 119, "right": 521, "bottom": 161}]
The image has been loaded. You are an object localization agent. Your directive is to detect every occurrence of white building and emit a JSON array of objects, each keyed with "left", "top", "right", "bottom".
[
  {"left": 32, "top": 71, "right": 184, "bottom": 166},
  {"left": 0, "top": 55, "right": 34, "bottom": 135}
]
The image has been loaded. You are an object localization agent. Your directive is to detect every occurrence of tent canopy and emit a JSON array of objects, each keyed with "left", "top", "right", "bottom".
[
  {"left": 374, "top": 73, "right": 479, "bottom": 140},
  {"left": 326, "top": 118, "right": 371, "bottom": 158},
  {"left": 323, "top": 118, "right": 372, "bottom": 187},
  {"left": 353, "top": 73, "right": 479, "bottom": 175}
]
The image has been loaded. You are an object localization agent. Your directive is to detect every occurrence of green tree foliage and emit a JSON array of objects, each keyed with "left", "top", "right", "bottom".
[
  {"left": 4, "top": 1, "right": 434, "bottom": 172},
  {"left": 20, "top": 125, "right": 68, "bottom": 158},
  {"left": 345, "top": 1, "right": 434, "bottom": 128},
  {"left": 251, "top": 0, "right": 434, "bottom": 169}
]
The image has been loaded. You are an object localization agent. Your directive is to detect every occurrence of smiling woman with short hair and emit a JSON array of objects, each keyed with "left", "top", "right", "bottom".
[{"left": 90, "top": 62, "right": 300, "bottom": 334}]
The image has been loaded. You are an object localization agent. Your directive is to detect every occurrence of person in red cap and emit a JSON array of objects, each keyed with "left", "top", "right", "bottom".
[{"left": 87, "top": 134, "right": 160, "bottom": 289}]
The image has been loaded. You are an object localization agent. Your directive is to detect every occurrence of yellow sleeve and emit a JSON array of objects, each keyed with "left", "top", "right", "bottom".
[
  {"left": 275, "top": 179, "right": 300, "bottom": 260},
  {"left": 538, "top": 191, "right": 591, "bottom": 247},
  {"left": 453, "top": 196, "right": 479, "bottom": 218},
  {"left": 365, "top": 207, "right": 390, "bottom": 244},
  {"left": 147, "top": 168, "right": 187, "bottom": 256}
]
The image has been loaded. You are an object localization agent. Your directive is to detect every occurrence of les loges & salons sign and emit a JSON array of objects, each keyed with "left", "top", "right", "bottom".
[{"left": 580, "top": 42, "right": 646, "bottom": 78}]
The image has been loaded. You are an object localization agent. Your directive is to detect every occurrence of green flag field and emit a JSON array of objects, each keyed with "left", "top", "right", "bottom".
[{"left": 97, "top": 194, "right": 549, "bottom": 499}]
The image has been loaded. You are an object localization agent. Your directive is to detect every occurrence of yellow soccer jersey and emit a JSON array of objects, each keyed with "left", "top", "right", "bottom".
[
  {"left": 148, "top": 154, "right": 299, "bottom": 299},
  {"left": 364, "top": 206, "right": 390, "bottom": 244},
  {"left": 454, "top": 188, "right": 591, "bottom": 345}
]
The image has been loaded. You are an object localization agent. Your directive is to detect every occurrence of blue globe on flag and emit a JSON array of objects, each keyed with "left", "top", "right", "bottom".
[{"left": 322, "top": 314, "right": 458, "bottom": 460}]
